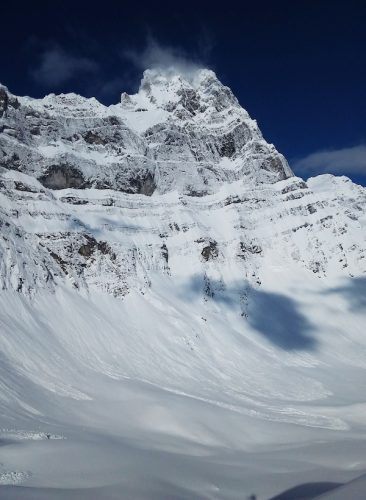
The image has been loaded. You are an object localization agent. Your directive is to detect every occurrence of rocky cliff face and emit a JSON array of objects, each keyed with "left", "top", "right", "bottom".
[
  {"left": 0, "top": 70, "right": 291, "bottom": 196},
  {"left": 0, "top": 70, "right": 365, "bottom": 299}
]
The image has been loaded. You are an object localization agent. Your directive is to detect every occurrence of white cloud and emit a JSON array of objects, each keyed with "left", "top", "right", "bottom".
[
  {"left": 32, "top": 46, "right": 98, "bottom": 87},
  {"left": 124, "top": 38, "right": 208, "bottom": 81},
  {"left": 293, "top": 145, "right": 366, "bottom": 176}
]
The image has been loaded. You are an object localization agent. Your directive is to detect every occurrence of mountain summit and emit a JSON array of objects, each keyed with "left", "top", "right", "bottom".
[{"left": 0, "top": 69, "right": 292, "bottom": 197}]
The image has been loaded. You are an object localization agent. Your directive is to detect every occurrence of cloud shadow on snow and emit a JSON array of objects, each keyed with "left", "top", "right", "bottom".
[
  {"left": 325, "top": 276, "right": 366, "bottom": 312},
  {"left": 269, "top": 480, "right": 343, "bottom": 500},
  {"left": 179, "top": 275, "right": 318, "bottom": 352},
  {"left": 247, "top": 287, "right": 317, "bottom": 351}
]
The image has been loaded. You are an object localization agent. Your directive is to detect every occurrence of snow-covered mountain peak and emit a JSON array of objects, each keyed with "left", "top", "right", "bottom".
[
  {"left": 128, "top": 67, "right": 239, "bottom": 114},
  {"left": 139, "top": 67, "right": 218, "bottom": 90},
  {"left": 0, "top": 70, "right": 294, "bottom": 198},
  {"left": 0, "top": 70, "right": 365, "bottom": 300}
]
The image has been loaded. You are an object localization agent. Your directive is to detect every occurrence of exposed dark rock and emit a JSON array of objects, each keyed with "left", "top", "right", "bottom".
[
  {"left": 169, "top": 222, "right": 180, "bottom": 231},
  {"left": 59, "top": 196, "right": 89, "bottom": 205},
  {"left": 0, "top": 88, "right": 20, "bottom": 118},
  {"left": 285, "top": 192, "right": 305, "bottom": 201},
  {"left": 0, "top": 152, "right": 21, "bottom": 171},
  {"left": 203, "top": 273, "right": 214, "bottom": 297},
  {"left": 97, "top": 241, "right": 113, "bottom": 257},
  {"left": 128, "top": 171, "right": 156, "bottom": 196},
  {"left": 185, "top": 185, "right": 208, "bottom": 197},
  {"left": 161, "top": 243, "right": 169, "bottom": 263},
  {"left": 307, "top": 204, "right": 317, "bottom": 214},
  {"left": 10, "top": 97, "right": 20, "bottom": 109},
  {"left": 83, "top": 131, "right": 108, "bottom": 145},
  {"left": 78, "top": 235, "right": 116, "bottom": 260},
  {"left": 201, "top": 240, "right": 218, "bottom": 261},
  {"left": 320, "top": 215, "right": 333, "bottom": 224},
  {"left": 14, "top": 181, "right": 38, "bottom": 193},
  {"left": 292, "top": 222, "right": 311, "bottom": 233},
  {"left": 92, "top": 179, "right": 113, "bottom": 190},
  {"left": 17, "top": 277, "right": 24, "bottom": 292},
  {"left": 25, "top": 109, "right": 41, "bottom": 118},
  {"left": 311, "top": 261, "right": 322, "bottom": 273},
  {"left": 78, "top": 236, "right": 97, "bottom": 257},
  {"left": 261, "top": 155, "right": 289, "bottom": 179},
  {"left": 48, "top": 250, "right": 68, "bottom": 274},
  {"left": 64, "top": 133, "right": 80, "bottom": 142},
  {"left": 177, "top": 88, "right": 200, "bottom": 115},
  {"left": 0, "top": 87, "right": 9, "bottom": 117},
  {"left": 224, "top": 195, "right": 242, "bottom": 206},
  {"left": 281, "top": 181, "right": 308, "bottom": 194},
  {"left": 239, "top": 242, "right": 262, "bottom": 256},
  {"left": 219, "top": 134, "right": 236, "bottom": 158},
  {"left": 2, "top": 127, "right": 18, "bottom": 138},
  {"left": 164, "top": 132, "right": 185, "bottom": 146},
  {"left": 39, "top": 165, "right": 89, "bottom": 190},
  {"left": 108, "top": 116, "right": 120, "bottom": 126}
]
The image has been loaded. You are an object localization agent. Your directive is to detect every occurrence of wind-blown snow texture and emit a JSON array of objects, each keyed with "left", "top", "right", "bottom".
[{"left": 0, "top": 70, "right": 366, "bottom": 499}]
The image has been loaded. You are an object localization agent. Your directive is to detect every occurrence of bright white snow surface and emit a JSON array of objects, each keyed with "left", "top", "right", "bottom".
[
  {"left": 0, "top": 265, "right": 366, "bottom": 498},
  {"left": 0, "top": 72, "right": 366, "bottom": 499}
]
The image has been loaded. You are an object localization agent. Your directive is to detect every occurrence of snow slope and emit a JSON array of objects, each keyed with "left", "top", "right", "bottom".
[{"left": 0, "top": 70, "right": 366, "bottom": 499}]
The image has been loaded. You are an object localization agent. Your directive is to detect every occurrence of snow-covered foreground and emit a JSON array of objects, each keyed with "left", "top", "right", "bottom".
[{"left": 0, "top": 267, "right": 365, "bottom": 499}]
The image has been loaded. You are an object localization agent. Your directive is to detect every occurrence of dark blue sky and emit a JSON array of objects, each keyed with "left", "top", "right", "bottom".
[{"left": 1, "top": 0, "right": 365, "bottom": 184}]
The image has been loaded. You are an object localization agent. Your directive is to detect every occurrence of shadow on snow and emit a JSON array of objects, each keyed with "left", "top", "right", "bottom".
[
  {"left": 247, "top": 287, "right": 316, "bottom": 351},
  {"left": 325, "top": 276, "right": 366, "bottom": 312},
  {"left": 178, "top": 274, "right": 318, "bottom": 352}
]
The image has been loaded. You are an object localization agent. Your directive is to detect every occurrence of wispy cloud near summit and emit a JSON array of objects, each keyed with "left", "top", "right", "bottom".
[{"left": 123, "top": 38, "right": 211, "bottom": 81}]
